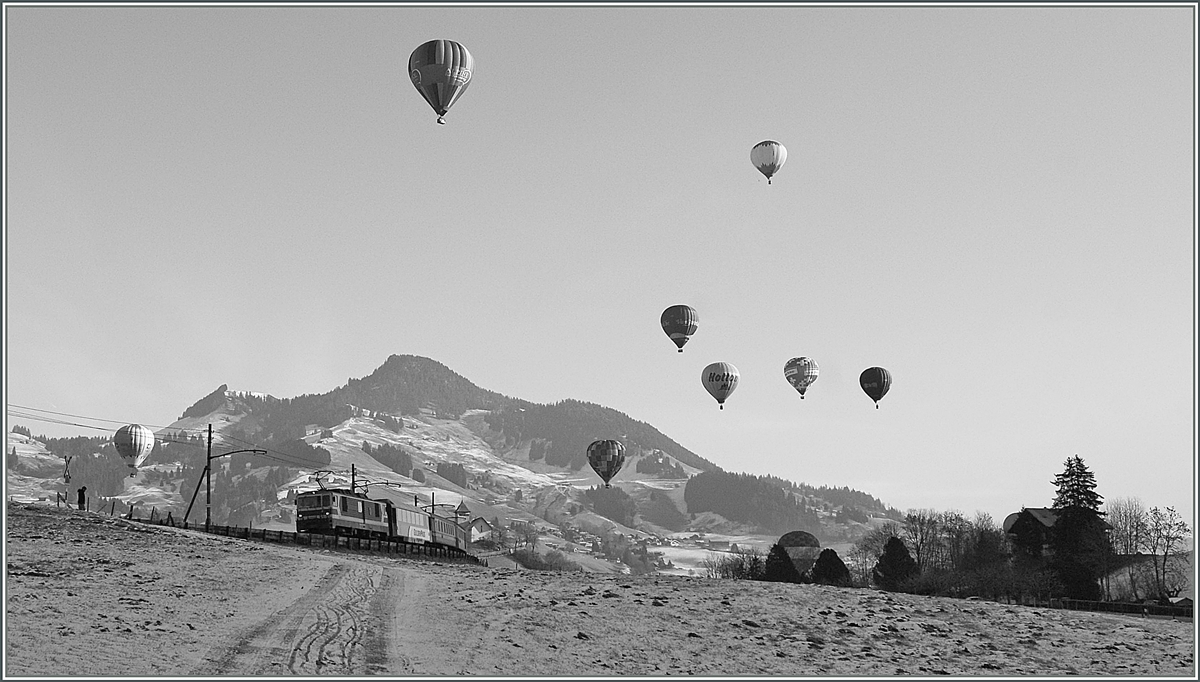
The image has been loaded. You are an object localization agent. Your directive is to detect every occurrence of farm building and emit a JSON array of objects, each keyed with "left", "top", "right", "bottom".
[{"left": 467, "top": 517, "right": 494, "bottom": 543}]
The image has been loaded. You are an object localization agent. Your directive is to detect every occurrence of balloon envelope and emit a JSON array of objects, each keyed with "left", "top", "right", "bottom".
[
  {"left": 660, "top": 305, "right": 699, "bottom": 352},
  {"left": 784, "top": 357, "right": 819, "bottom": 398},
  {"left": 751, "top": 140, "right": 787, "bottom": 184},
  {"left": 702, "top": 362, "right": 740, "bottom": 409},
  {"left": 409, "top": 39, "right": 474, "bottom": 123},
  {"left": 859, "top": 367, "right": 892, "bottom": 407},
  {"left": 114, "top": 423, "right": 154, "bottom": 470},
  {"left": 587, "top": 439, "right": 626, "bottom": 488}
]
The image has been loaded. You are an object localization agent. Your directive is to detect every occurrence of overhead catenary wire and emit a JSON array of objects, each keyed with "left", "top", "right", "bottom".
[{"left": 6, "top": 404, "right": 339, "bottom": 470}]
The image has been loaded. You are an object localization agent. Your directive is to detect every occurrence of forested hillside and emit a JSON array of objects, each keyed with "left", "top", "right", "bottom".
[
  {"left": 684, "top": 470, "right": 822, "bottom": 535},
  {"left": 483, "top": 399, "right": 717, "bottom": 473}
]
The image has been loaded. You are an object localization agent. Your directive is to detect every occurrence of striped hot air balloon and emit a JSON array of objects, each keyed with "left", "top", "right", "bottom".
[
  {"left": 702, "top": 362, "right": 740, "bottom": 410},
  {"left": 751, "top": 140, "right": 787, "bottom": 184},
  {"left": 859, "top": 367, "right": 892, "bottom": 409},
  {"left": 114, "top": 423, "right": 154, "bottom": 474},
  {"left": 660, "top": 305, "right": 699, "bottom": 353},
  {"left": 784, "top": 357, "right": 819, "bottom": 399},
  {"left": 409, "top": 39, "right": 475, "bottom": 124},
  {"left": 587, "top": 440, "right": 626, "bottom": 488}
]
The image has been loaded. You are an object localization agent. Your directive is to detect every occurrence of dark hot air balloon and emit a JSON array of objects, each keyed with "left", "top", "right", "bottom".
[
  {"left": 114, "top": 423, "right": 154, "bottom": 474},
  {"left": 859, "top": 367, "right": 892, "bottom": 408},
  {"left": 587, "top": 439, "right": 626, "bottom": 488},
  {"left": 409, "top": 40, "right": 474, "bottom": 124},
  {"left": 660, "top": 305, "right": 698, "bottom": 352},
  {"left": 784, "top": 357, "right": 819, "bottom": 399},
  {"left": 702, "top": 362, "right": 740, "bottom": 409}
]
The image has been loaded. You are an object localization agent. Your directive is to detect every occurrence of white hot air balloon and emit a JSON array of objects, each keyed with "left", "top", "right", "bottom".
[{"left": 114, "top": 423, "right": 155, "bottom": 475}]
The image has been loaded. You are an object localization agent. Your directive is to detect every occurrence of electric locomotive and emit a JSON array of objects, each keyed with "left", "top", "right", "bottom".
[{"left": 294, "top": 488, "right": 467, "bottom": 551}]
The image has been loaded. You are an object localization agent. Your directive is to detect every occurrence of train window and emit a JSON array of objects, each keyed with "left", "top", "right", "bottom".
[
  {"left": 340, "top": 496, "right": 348, "bottom": 513},
  {"left": 322, "top": 495, "right": 330, "bottom": 507}
]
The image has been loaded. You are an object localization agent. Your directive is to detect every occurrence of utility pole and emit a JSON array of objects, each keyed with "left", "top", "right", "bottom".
[
  {"left": 181, "top": 424, "right": 264, "bottom": 531},
  {"left": 205, "top": 424, "right": 212, "bottom": 529}
]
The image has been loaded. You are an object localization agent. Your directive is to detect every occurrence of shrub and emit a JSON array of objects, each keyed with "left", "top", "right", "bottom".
[
  {"left": 763, "top": 544, "right": 801, "bottom": 583},
  {"left": 811, "top": 548, "right": 852, "bottom": 587}
]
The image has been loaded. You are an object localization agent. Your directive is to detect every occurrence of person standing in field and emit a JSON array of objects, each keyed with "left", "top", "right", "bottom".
[{"left": 76, "top": 486, "right": 86, "bottom": 511}]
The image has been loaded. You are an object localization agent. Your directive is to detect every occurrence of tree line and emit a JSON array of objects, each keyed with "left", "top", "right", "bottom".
[
  {"left": 684, "top": 470, "right": 821, "bottom": 535},
  {"left": 702, "top": 456, "right": 1191, "bottom": 609}
]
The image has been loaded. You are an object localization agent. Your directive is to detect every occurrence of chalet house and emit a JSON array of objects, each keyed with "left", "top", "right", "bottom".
[
  {"left": 1003, "top": 507, "right": 1112, "bottom": 557},
  {"left": 304, "top": 424, "right": 322, "bottom": 437},
  {"left": 467, "top": 517, "right": 494, "bottom": 543},
  {"left": 1003, "top": 507, "right": 1060, "bottom": 552}
]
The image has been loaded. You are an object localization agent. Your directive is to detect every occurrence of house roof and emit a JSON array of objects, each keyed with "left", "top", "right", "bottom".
[
  {"left": 1003, "top": 506, "right": 1112, "bottom": 534},
  {"left": 1025, "top": 507, "right": 1059, "bottom": 528}
]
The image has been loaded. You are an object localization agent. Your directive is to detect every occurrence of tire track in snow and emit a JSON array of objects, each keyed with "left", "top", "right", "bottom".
[{"left": 198, "top": 561, "right": 388, "bottom": 675}]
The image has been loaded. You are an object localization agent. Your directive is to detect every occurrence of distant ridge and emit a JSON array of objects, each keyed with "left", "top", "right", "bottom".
[{"left": 177, "top": 354, "right": 721, "bottom": 474}]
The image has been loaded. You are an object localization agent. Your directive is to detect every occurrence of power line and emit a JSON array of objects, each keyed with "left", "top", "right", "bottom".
[
  {"left": 7, "top": 404, "right": 349, "bottom": 471},
  {"left": 6, "top": 404, "right": 202, "bottom": 434}
]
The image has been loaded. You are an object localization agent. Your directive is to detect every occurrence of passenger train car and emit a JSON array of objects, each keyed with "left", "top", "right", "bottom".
[{"left": 294, "top": 488, "right": 468, "bottom": 551}]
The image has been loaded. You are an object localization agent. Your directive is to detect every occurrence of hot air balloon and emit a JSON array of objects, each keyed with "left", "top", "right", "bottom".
[
  {"left": 587, "top": 439, "right": 626, "bottom": 488},
  {"left": 114, "top": 423, "right": 154, "bottom": 474},
  {"left": 751, "top": 140, "right": 787, "bottom": 184},
  {"left": 859, "top": 367, "right": 892, "bottom": 409},
  {"left": 702, "top": 362, "right": 740, "bottom": 409},
  {"left": 661, "top": 305, "right": 699, "bottom": 353},
  {"left": 409, "top": 39, "right": 474, "bottom": 124},
  {"left": 784, "top": 357, "right": 819, "bottom": 399}
]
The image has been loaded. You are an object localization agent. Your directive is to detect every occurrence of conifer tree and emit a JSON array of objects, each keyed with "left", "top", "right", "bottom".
[
  {"left": 811, "top": 548, "right": 852, "bottom": 587},
  {"left": 763, "top": 544, "right": 801, "bottom": 583},
  {"left": 1049, "top": 455, "right": 1109, "bottom": 599},
  {"left": 872, "top": 537, "right": 918, "bottom": 591},
  {"left": 1051, "top": 455, "right": 1103, "bottom": 511}
]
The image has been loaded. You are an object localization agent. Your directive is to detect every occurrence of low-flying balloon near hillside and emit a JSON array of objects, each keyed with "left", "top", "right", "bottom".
[
  {"left": 783, "top": 357, "right": 819, "bottom": 399},
  {"left": 587, "top": 439, "right": 626, "bottom": 488},
  {"left": 660, "top": 305, "right": 699, "bottom": 352},
  {"left": 702, "top": 362, "right": 740, "bottom": 409},
  {"left": 409, "top": 39, "right": 474, "bottom": 124},
  {"left": 859, "top": 367, "right": 892, "bottom": 409},
  {"left": 114, "top": 423, "right": 154, "bottom": 474},
  {"left": 751, "top": 140, "right": 787, "bottom": 184}
]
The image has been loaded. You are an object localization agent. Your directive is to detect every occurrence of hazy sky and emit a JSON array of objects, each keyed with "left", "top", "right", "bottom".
[{"left": 5, "top": 3, "right": 1195, "bottom": 526}]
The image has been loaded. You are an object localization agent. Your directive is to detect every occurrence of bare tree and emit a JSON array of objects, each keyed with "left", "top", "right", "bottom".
[
  {"left": 903, "top": 508, "right": 941, "bottom": 573},
  {"left": 1105, "top": 496, "right": 1148, "bottom": 601},
  {"left": 1142, "top": 506, "right": 1191, "bottom": 601},
  {"left": 938, "top": 510, "right": 971, "bottom": 572},
  {"left": 855, "top": 520, "right": 903, "bottom": 559},
  {"left": 520, "top": 522, "right": 542, "bottom": 549}
]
